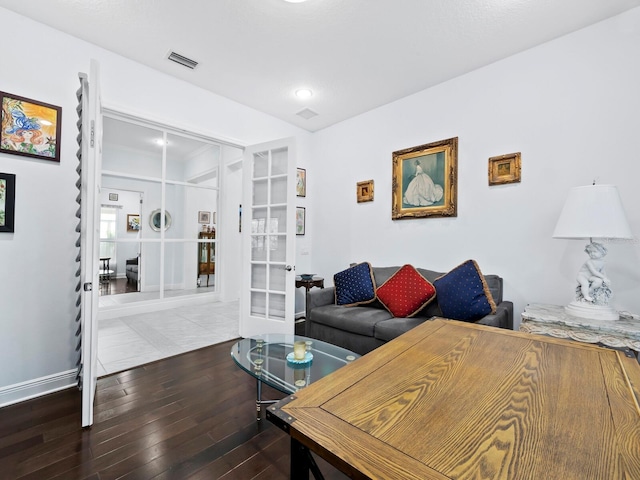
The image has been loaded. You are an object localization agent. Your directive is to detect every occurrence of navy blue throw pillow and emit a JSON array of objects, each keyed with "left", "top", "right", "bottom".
[
  {"left": 334, "top": 262, "right": 376, "bottom": 306},
  {"left": 433, "top": 260, "right": 496, "bottom": 322}
]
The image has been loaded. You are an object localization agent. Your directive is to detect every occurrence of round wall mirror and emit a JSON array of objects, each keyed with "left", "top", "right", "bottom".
[{"left": 149, "top": 209, "right": 172, "bottom": 231}]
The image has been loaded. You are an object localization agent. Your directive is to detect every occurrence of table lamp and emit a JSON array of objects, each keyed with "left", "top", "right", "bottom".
[{"left": 553, "top": 184, "right": 633, "bottom": 320}]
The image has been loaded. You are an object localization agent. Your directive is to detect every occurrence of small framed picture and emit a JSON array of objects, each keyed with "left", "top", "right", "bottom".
[
  {"left": 127, "top": 214, "right": 140, "bottom": 232},
  {"left": 296, "top": 168, "right": 306, "bottom": 197},
  {"left": 198, "top": 211, "right": 211, "bottom": 224},
  {"left": 488, "top": 152, "right": 521, "bottom": 186},
  {"left": 109, "top": 193, "right": 118, "bottom": 201},
  {"left": 357, "top": 180, "right": 374, "bottom": 203},
  {"left": 0, "top": 172, "right": 16, "bottom": 233},
  {"left": 0, "top": 91, "right": 62, "bottom": 163},
  {"left": 296, "top": 207, "right": 306, "bottom": 235}
]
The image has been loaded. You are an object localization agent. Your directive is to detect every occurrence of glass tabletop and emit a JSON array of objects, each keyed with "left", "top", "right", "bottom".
[{"left": 230, "top": 334, "right": 360, "bottom": 394}]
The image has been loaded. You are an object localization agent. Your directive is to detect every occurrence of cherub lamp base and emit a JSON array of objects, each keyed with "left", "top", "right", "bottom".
[{"left": 565, "top": 301, "right": 619, "bottom": 321}]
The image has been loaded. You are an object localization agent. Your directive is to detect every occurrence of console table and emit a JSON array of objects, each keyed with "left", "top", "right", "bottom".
[
  {"left": 99, "top": 257, "right": 113, "bottom": 284},
  {"left": 521, "top": 303, "right": 640, "bottom": 355}
]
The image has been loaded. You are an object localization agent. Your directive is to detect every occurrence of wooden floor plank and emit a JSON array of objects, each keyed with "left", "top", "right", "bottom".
[{"left": 0, "top": 338, "right": 347, "bottom": 479}]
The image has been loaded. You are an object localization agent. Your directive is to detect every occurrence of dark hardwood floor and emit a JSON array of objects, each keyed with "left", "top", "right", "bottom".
[
  {"left": 99, "top": 277, "right": 138, "bottom": 296},
  {"left": 0, "top": 339, "right": 348, "bottom": 479}
]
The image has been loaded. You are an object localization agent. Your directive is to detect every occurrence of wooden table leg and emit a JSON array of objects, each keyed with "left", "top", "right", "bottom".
[{"left": 291, "top": 438, "right": 311, "bottom": 479}]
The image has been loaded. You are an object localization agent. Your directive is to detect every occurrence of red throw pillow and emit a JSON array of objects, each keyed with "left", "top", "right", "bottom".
[{"left": 376, "top": 265, "right": 436, "bottom": 317}]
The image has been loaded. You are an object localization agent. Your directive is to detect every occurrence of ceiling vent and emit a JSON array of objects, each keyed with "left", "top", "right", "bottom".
[
  {"left": 167, "top": 51, "right": 198, "bottom": 69},
  {"left": 296, "top": 108, "right": 318, "bottom": 120}
]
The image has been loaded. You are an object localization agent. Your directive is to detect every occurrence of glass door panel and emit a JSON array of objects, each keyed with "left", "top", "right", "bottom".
[
  {"left": 165, "top": 132, "right": 220, "bottom": 184},
  {"left": 241, "top": 139, "right": 296, "bottom": 337},
  {"left": 102, "top": 117, "right": 163, "bottom": 179},
  {"left": 100, "top": 114, "right": 223, "bottom": 309},
  {"left": 251, "top": 264, "right": 267, "bottom": 289}
]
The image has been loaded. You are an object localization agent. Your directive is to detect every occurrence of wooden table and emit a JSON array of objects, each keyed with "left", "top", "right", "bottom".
[{"left": 267, "top": 318, "right": 640, "bottom": 479}]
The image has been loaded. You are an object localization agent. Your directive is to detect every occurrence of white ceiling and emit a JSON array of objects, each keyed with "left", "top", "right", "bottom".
[{"left": 2, "top": 0, "right": 640, "bottom": 132}]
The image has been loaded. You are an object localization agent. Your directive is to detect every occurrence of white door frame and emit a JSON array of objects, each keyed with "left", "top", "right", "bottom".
[{"left": 80, "top": 60, "right": 102, "bottom": 427}]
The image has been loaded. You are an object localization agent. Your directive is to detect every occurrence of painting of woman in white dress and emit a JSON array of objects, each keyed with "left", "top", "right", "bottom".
[
  {"left": 392, "top": 137, "right": 457, "bottom": 220},
  {"left": 402, "top": 154, "right": 444, "bottom": 207}
]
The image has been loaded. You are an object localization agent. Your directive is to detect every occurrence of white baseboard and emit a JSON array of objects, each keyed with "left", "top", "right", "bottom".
[{"left": 0, "top": 370, "right": 77, "bottom": 408}]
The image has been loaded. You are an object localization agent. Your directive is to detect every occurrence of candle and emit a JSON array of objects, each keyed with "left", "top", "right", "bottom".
[{"left": 293, "top": 341, "right": 306, "bottom": 360}]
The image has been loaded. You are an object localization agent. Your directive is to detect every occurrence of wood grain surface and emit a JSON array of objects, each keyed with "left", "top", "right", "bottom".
[{"left": 278, "top": 319, "right": 640, "bottom": 479}]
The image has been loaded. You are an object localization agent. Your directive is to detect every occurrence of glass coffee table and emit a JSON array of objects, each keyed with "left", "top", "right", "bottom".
[{"left": 231, "top": 334, "right": 359, "bottom": 420}]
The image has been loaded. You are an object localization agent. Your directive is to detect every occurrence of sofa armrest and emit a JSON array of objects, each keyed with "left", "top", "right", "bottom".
[
  {"left": 306, "top": 287, "right": 335, "bottom": 315},
  {"left": 476, "top": 301, "right": 514, "bottom": 330}
]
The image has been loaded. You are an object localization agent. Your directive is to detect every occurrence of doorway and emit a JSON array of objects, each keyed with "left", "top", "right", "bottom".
[
  {"left": 98, "top": 188, "right": 142, "bottom": 298},
  {"left": 98, "top": 112, "right": 243, "bottom": 313}
]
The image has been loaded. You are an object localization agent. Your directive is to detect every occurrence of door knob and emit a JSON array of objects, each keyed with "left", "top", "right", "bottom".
[{"left": 285, "top": 265, "right": 293, "bottom": 271}]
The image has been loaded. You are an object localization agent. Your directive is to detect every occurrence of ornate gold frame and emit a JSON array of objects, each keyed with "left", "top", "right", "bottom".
[
  {"left": 392, "top": 137, "right": 458, "bottom": 219},
  {"left": 356, "top": 180, "right": 374, "bottom": 203},
  {"left": 488, "top": 152, "right": 521, "bottom": 186}
]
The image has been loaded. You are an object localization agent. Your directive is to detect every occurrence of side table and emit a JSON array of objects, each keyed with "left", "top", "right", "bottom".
[
  {"left": 99, "top": 257, "right": 114, "bottom": 284},
  {"left": 521, "top": 303, "right": 640, "bottom": 357},
  {"left": 296, "top": 277, "right": 324, "bottom": 324}
]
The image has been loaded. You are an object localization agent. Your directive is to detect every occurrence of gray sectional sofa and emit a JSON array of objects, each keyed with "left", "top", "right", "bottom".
[{"left": 305, "top": 265, "right": 513, "bottom": 355}]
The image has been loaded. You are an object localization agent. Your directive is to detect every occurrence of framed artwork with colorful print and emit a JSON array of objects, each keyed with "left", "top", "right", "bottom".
[{"left": 1, "top": 91, "right": 62, "bottom": 163}]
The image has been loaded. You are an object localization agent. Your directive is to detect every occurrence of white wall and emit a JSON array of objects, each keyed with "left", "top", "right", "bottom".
[
  {"left": 0, "top": 7, "right": 310, "bottom": 402},
  {"left": 309, "top": 8, "right": 640, "bottom": 328}
]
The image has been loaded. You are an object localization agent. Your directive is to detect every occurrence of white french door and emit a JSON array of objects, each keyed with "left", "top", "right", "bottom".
[
  {"left": 240, "top": 138, "right": 296, "bottom": 337},
  {"left": 79, "top": 60, "right": 103, "bottom": 427}
]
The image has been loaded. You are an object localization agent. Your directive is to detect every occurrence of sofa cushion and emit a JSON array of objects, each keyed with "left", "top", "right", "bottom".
[
  {"left": 334, "top": 262, "right": 376, "bottom": 306},
  {"left": 374, "top": 316, "right": 429, "bottom": 342},
  {"left": 433, "top": 260, "right": 497, "bottom": 322},
  {"left": 376, "top": 264, "right": 436, "bottom": 317},
  {"left": 310, "top": 304, "right": 393, "bottom": 337}
]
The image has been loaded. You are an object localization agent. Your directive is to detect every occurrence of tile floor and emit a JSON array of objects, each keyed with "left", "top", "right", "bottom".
[{"left": 97, "top": 299, "right": 239, "bottom": 377}]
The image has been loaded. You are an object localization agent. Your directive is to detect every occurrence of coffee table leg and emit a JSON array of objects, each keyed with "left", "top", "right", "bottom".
[{"left": 256, "top": 378, "right": 262, "bottom": 421}]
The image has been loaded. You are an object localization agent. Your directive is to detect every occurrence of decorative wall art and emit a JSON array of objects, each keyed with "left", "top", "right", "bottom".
[
  {"left": 0, "top": 91, "right": 62, "bottom": 163},
  {"left": 357, "top": 180, "right": 374, "bottom": 203},
  {"left": 488, "top": 152, "right": 521, "bottom": 186},
  {"left": 296, "top": 168, "right": 306, "bottom": 197},
  {"left": 149, "top": 209, "right": 172, "bottom": 232},
  {"left": 127, "top": 214, "right": 140, "bottom": 232},
  {"left": 296, "top": 207, "right": 306, "bottom": 235},
  {"left": 392, "top": 137, "right": 458, "bottom": 219},
  {"left": 0, "top": 172, "right": 16, "bottom": 233},
  {"left": 108, "top": 193, "right": 118, "bottom": 201},
  {"left": 198, "top": 211, "right": 211, "bottom": 224}
]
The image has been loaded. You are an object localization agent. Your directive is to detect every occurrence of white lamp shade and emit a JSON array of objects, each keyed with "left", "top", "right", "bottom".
[{"left": 553, "top": 185, "right": 633, "bottom": 239}]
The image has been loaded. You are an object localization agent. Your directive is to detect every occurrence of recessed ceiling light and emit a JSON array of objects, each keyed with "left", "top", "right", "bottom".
[
  {"left": 284, "top": 0, "right": 307, "bottom": 3},
  {"left": 295, "top": 88, "right": 313, "bottom": 99}
]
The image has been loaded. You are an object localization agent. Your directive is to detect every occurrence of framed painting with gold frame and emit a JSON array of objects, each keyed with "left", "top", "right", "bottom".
[
  {"left": 357, "top": 180, "right": 374, "bottom": 203},
  {"left": 126, "top": 214, "right": 140, "bottom": 232},
  {"left": 488, "top": 152, "right": 521, "bottom": 186},
  {"left": 392, "top": 137, "right": 457, "bottom": 219},
  {"left": 296, "top": 168, "right": 306, "bottom": 197}
]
